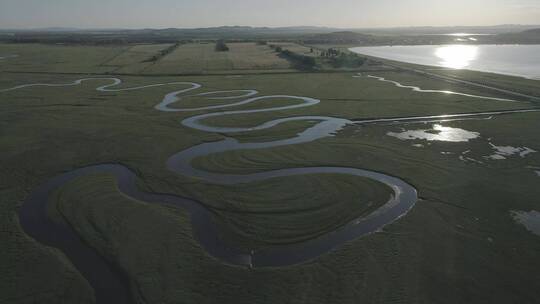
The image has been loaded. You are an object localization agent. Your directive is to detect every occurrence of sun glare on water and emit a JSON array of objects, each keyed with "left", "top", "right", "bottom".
[
  {"left": 435, "top": 45, "right": 479, "bottom": 69},
  {"left": 387, "top": 124, "right": 480, "bottom": 143}
]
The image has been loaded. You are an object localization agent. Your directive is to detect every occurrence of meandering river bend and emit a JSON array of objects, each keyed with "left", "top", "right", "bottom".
[{"left": 7, "top": 74, "right": 532, "bottom": 303}]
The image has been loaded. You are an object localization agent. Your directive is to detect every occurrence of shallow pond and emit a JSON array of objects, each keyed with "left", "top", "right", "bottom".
[
  {"left": 485, "top": 144, "right": 537, "bottom": 160},
  {"left": 387, "top": 124, "right": 480, "bottom": 142},
  {"left": 512, "top": 211, "right": 540, "bottom": 237}
]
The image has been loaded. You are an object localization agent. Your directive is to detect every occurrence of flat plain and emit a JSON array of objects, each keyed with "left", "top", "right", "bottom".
[
  {"left": 1, "top": 42, "right": 540, "bottom": 304},
  {"left": 144, "top": 42, "right": 293, "bottom": 74}
]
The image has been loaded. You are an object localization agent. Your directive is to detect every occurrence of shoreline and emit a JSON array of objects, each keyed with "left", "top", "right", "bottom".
[{"left": 349, "top": 44, "right": 540, "bottom": 81}]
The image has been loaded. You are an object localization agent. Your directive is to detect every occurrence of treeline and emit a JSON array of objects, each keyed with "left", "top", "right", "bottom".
[
  {"left": 493, "top": 28, "right": 540, "bottom": 44},
  {"left": 268, "top": 44, "right": 368, "bottom": 69},
  {"left": 0, "top": 33, "right": 185, "bottom": 45},
  {"left": 143, "top": 42, "right": 182, "bottom": 63},
  {"left": 301, "top": 31, "right": 379, "bottom": 45},
  {"left": 4, "top": 28, "right": 540, "bottom": 46},
  {"left": 269, "top": 44, "right": 316, "bottom": 70},
  {"left": 321, "top": 48, "right": 366, "bottom": 68},
  {"left": 300, "top": 31, "right": 467, "bottom": 46}
]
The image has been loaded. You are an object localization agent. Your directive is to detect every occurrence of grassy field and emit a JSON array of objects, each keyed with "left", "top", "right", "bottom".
[
  {"left": 0, "top": 42, "right": 293, "bottom": 75},
  {"left": 270, "top": 42, "right": 320, "bottom": 57},
  {"left": 1, "top": 43, "right": 540, "bottom": 303},
  {"left": 144, "top": 42, "right": 293, "bottom": 74},
  {"left": 366, "top": 57, "right": 540, "bottom": 100},
  {"left": 0, "top": 43, "right": 125, "bottom": 73},
  {"left": 316, "top": 44, "right": 540, "bottom": 100},
  {"left": 103, "top": 43, "right": 173, "bottom": 74},
  {"left": 433, "top": 69, "right": 540, "bottom": 98}
]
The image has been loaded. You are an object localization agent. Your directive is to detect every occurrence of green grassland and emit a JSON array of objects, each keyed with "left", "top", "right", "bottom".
[
  {"left": 0, "top": 42, "right": 294, "bottom": 76},
  {"left": 316, "top": 44, "right": 540, "bottom": 100},
  {"left": 103, "top": 43, "right": 174, "bottom": 74},
  {"left": 0, "top": 43, "right": 125, "bottom": 74},
  {"left": 270, "top": 42, "right": 320, "bottom": 57},
  {"left": 1, "top": 43, "right": 540, "bottom": 303},
  {"left": 433, "top": 69, "right": 540, "bottom": 98},
  {"left": 363, "top": 56, "right": 540, "bottom": 100},
  {"left": 144, "top": 42, "right": 293, "bottom": 74}
]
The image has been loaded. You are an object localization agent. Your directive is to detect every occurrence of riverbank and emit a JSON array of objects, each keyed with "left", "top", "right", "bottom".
[{"left": 2, "top": 45, "right": 540, "bottom": 303}]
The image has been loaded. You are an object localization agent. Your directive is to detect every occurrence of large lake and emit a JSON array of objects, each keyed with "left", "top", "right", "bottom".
[{"left": 350, "top": 45, "right": 540, "bottom": 80}]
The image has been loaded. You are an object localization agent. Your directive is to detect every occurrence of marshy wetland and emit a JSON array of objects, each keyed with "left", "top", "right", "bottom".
[{"left": 1, "top": 42, "right": 540, "bottom": 304}]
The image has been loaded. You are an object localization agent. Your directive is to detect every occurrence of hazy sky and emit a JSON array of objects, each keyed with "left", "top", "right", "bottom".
[{"left": 1, "top": 0, "right": 539, "bottom": 29}]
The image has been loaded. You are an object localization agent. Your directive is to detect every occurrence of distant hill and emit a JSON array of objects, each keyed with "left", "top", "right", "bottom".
[
  {"left": 360, "top": 24, "right": 540, "bottom": 35},
  {"left": 301, "top": 31, "right": 460, "bottom": 46},
  {"left": 521, "top": 28, "right": 540, "bottom": 35},
  {"left": 0, "top": 26, "right": 343, "bottom": 44},
  {"left": 0, "top": 25, "right": 342, "bottom": 43},
  {"left": 147, "top": 26, "right": 341, "bottom": 37},
  {"left": 302, "top": 31, "right": 375, "bottom": 44},
  {"left": 2, "top": 25, "right": 540, "bottom": 45},
  {"left": 493, "top": 28, "right": 540, "bottom": 44},
  {"left": 300, "top": 31, "right": 415, "bottom": 45}
]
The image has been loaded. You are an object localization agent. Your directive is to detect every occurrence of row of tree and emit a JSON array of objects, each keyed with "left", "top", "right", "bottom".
[
  {"left": 143, "top": 42, "right": 182, "bottom": 63},
  {"left": 269, "top": 44, "right": 316, "bottom": 70},
  {"left": 320, "top": 48, "right": 366, "bottom": 68},
  {"left": 321, "top": 48, "right": 341, "bottom": 57},
  {"left": 328, "top": 53, "right": 366, "bottom": 68},
  {"left": 268, "top": 44, "right": 368, "bottom": 69}
]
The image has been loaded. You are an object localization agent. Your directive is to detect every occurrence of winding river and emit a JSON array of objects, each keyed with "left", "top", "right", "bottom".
[
  {"left": 0, "top": 54, "right": 18, "bottom": 60},
  {"left": 362, "top": 75, "right": 517, "bottom": 102},
  {"left": 7, "top": 74, "right": 537, "bottom": 303}
]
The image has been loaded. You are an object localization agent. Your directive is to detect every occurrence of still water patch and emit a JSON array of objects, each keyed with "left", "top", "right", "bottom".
[
  {"left": 485, "top": 144, "right": 537, "bottom": 160},
  {"left": 387, "top": 124, "right": 480, "bottom": 142},
  {"left": 435, "top": 45, "right": 478, "bottom": 69},
  {"left": 512, "top": 211, "right": 540, "bottom": 237},
  {"left": 0, "top": 54, "right": 18, "bottom": 60},
  {"left": 386, "top": 124, "right": 537, "bottom": 163}
]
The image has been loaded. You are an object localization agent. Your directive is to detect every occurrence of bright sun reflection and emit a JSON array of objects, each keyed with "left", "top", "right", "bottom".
[
  {"left": 387, "top": 124, "right": 480, "bottom": 143},
  {"left": 435, "top": 45, "right": 478, "bottom": 69}
]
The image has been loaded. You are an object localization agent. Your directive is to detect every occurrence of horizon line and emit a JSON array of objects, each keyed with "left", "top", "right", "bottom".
[{"left": 1, "top": 24, "right": 540, "bottom": 32}]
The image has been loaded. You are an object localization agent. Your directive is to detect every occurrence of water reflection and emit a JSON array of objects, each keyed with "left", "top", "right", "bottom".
[
  {"left": 512, "top": 211, "right": 540, "bottom": 237},
  {"left": 435, "top": 45, "right": 478, "bottom": 69},
  {"left": 0, "top": 54, "right": 18, "bottom": 60},
  {"left": 349, "top": 45, "right": 540, "bottom": 79},
  {"left": 446, "top": 33, "right": 489, "bottom": 37},
  {"left": 485, "top": 143, "right": 537, "bottom": 160},
  {"left": 387, "top": 124, "right": 480, "bottom": 142}
]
